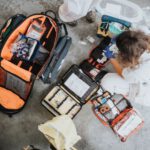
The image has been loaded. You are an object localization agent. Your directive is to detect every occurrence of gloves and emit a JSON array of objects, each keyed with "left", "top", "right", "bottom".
[
  {"left": 104, "top": 37, "right": 118, "bottom": 59},
  {"left": 104, "top": 46, "right": 115, "bottom": 59}
]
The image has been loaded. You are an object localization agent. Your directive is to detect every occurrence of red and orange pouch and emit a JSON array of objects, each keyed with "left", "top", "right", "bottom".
[{"left": 92, "top": 90, "right": 144, "bottom": 142}]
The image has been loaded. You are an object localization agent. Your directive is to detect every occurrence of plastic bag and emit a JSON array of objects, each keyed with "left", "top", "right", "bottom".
[{"left": 95, "top": 0, "right": 144, "bottom": 24}]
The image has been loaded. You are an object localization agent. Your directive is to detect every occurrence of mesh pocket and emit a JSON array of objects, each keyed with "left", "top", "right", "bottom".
[
  {"left": 6, "top": 73, "right": 26, "bottom": 98},
  {"left": 5, "top": 72, "right": 32, "bottom": 100}
]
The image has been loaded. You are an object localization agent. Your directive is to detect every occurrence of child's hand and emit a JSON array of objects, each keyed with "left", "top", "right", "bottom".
[{"left": 104, "top": 46, "right": 115, "bottom": 59}]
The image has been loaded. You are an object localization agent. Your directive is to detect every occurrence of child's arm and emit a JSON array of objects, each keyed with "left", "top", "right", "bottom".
[
  {"left": 104, "top": 45, "right": 123, "bottom": 76},
  {"left": 110, "top": 58, "right": 123, "bottom": 77}
]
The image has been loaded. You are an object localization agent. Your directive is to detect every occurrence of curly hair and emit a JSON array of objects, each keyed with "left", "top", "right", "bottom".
[{"left": 116, "top": 30, "right": 150, "bottom": 68}]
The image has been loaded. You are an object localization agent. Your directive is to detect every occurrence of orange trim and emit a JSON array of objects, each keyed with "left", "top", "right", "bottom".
[
  {"left": 0, "top": 87, "right": 25, "bottom": 110},
  {"left": 46, "top": 26, "right": 53, "bottom": 38},
  {"left": 111, "top": 109, "right": 144, "bottom": 142},
  {"left": 42, "top": 41, "right": 46, "bottom": 46},
  {"left": 1, "top": 59, "right": 31, "bottom": 82},
  {"left": 94, "top": 110, "right": 109, "bottom": 127},
  {"left": 96, "top": 64, "right": 104, "bottom": 69},
  {"left": 111, "top": 108, "right": 131, "bottom": 127},
  {"left": 17, "top": 61, "right": 23, "bottom": 67},
  {"left": 37, "top": 18, "right": 59, "bottom": 77},
  {"left": 29, "top": 66, "right": 33, "bottom": 72},
  {"left": 41, "top": 17, "right": 46, "bottom": 25},
  {"left": 91, "top": 100, "right": 109, "bottom": 127}
]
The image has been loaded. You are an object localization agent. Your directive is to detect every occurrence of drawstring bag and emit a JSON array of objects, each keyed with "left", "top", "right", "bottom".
[{"left": 38, "top": 115, "right": 81, "bottom": 150}]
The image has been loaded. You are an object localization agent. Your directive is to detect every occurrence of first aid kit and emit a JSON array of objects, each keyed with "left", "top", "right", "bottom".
[
  {"left": 80, "top": 36, "right": 115, "bottom": 82},
  {"left": 42, "top": 65, "right": 99, "bottom": 118},
  {"left": 92, "top": 89, "right": 144, "bottom": 142}
]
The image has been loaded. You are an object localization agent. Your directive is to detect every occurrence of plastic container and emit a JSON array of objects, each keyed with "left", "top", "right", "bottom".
[
  {"left": 143, "top": 7, "right": 150, "bottom": 28},
  {"left": 95, "top": 0, "right": 144, "bottom": 24}
]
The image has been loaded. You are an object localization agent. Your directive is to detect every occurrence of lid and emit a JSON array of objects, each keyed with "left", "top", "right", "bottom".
[{"left": 61, "top": 65, "right": 98, "bottom": 103}]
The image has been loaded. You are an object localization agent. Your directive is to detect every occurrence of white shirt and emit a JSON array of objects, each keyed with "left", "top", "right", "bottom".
[{"left": 122, "top": 51, "right": 150, "bottom": 106}]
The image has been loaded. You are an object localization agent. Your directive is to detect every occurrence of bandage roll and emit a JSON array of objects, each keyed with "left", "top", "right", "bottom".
[{"left": 99, "top": 105, "right": 110, "bottom": 114}]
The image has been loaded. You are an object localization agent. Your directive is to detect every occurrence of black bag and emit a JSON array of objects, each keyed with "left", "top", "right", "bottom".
[
  {"left": 42, "top": 35, "right": 72, "bottom": 83},
  {"left": 80, "top": 59, "right": 108, "bottom": 82},
  {"left": 79, "top": 37, "right": 111, "bottom": 82},
  {"left": 42, "top": 65, "right": 99, "bottom": 118}
]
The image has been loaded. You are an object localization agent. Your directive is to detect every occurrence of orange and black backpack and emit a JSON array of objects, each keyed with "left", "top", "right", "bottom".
[{"left": 0, "top": 10, "right": 71, "bottom": 115}]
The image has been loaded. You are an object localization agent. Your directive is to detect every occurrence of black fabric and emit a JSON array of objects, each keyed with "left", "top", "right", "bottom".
[
  {"left": 80, "top": 60, "right": 94, "bottom": 72},
  {"left": 10, "top": 56, "right": 21, "bottom": 65},
  {"left": 80, "top": 60, "right": 108, "bottom": 82},
  {"left": 95, "top": 70, "right": 108, "bottom": 82},
  {"left": 21, "top": 61, "right": 32, "bottom": 70},
  {"left": 45, "top": 29, "right": 56, "bottom": 51},
  {"left": 31, "top": 63, "right": 41, "bottom": 75},
  {"left": 90, "top": 36, "right": 111, "bottom": 60},
  {"left": 40, "top": 18, "right": 52, "bottom": 44}
]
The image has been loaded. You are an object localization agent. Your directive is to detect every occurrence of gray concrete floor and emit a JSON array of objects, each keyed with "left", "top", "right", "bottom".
[{"left": 0, "top": 0, "right": 150, "bottom": 150}]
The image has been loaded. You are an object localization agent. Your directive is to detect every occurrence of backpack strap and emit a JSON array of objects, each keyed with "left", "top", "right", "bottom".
[
  {"left": 41, "top": 10, "right": 68, "bottom": 36},
  {"left": 41, "top": 10, "right": 57, "bottom": 20},
  {"left": 59, "top": 23, "right": 68, "bottom": 35}
]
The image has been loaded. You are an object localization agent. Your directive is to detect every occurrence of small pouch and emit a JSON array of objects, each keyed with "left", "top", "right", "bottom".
[
  {"left": 117, "top": 99, "right": 129, "bottom": 112},
  {"left": 11, "top": 34, "right": 39, "bottom": 61}
]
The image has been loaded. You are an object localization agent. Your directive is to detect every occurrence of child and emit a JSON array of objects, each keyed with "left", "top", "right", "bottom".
[{"left": 101, "top": 30, "right": 150, "bottom": 106}]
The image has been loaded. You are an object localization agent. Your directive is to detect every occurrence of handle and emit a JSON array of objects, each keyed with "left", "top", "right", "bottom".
[
  {"left": 41, "top": 10, "right": 57, "bottom": 20},
  {"left": 59, "top": 23, "right": 68, "bottom": 35},
  {"left": 102, "top": 15, "right": 132, "bottom": 28}
]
